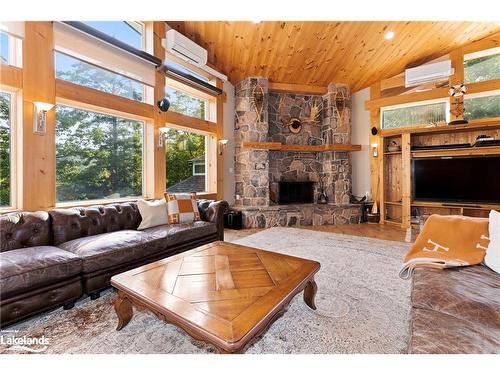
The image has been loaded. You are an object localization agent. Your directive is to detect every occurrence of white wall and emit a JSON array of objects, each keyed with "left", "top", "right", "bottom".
[
  {"left": 222, "top": 80, "right": 236, "bottom": 205},
  {"left": 351, "top": 87, "right": 371, "bottom": 199}
]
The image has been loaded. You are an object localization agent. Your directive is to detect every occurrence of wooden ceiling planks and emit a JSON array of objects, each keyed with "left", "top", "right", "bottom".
[{"left": 166, "top": 21, "right": 500, "bottom": 92}]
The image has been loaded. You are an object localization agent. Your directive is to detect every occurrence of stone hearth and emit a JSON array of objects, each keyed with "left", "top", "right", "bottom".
[
  {"left": 240, "top": 204, "right": 361, "bottom": 229},
  {"left": 233, "top": 77, "right": 361, "bottom": 228}
]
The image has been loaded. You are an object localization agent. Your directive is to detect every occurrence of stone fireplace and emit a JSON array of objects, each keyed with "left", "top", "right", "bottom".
[{"left": 233, "top": 77, "right": 361, "bottom": 228}]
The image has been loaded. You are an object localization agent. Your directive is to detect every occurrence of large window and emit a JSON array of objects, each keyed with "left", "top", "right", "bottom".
[
  {"left": 56, "top": 51, "right": 147, "bottom": 102},
  {"left": 166, "top": 87, "right": 208, "bottom": 120},
  {"left": 165, "top": 128, "right": 207, "bottom": 194},
  {"left": 56, "top": 105, "right": 144, "bottom": 203},
  {"left": 464, "top": 91, "right": 500, "bottom": 121},
  {"left": 82, "top": 21, "right": 144, "bottom": 50},
  {"left": 0, "top": 30, "right": 22, "bottom": 67},
  {"left": 0, "top": 92, "right": 12, "bottom": 207},
  {"left": 0, "top": 31, "right": 8, "bottom": 64},
  {"left": 381, "top": 100, "right": 448, "bottom": 129},
  {"left": 464, "top": 48, "right": 500, "bottom": 84}
]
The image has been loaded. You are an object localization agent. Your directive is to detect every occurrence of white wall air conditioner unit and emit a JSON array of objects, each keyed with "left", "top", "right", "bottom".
[
  {"left": 164, "top": 29, "right": 207, "bottom": 67},
  {"left": 405, "top": 60, "right": 454, "bottom": 88}
]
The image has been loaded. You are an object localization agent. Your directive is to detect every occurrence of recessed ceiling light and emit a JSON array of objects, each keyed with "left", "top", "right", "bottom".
[{"left": 385, "top": 31, "right": 395, "bottom": 40}]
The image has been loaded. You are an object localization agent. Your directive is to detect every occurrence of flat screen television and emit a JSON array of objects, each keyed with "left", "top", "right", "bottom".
[{"left": 412, "top": 155, "right": 500, "bottom": 204}]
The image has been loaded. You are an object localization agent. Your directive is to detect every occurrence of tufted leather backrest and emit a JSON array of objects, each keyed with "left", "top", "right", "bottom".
[
  {"left": 0, "top": 211, "right": 52, "bottom": 252},
  {"left": 50, "top": 202, "right": 142, "bottom": 245}
]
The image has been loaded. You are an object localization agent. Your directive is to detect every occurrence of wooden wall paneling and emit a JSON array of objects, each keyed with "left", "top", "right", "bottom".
[
  {"left": 383, "top": 149, "right": 402, "bottom": 203},
  {"left": 215, "top": 78, "right": 224, "bottom": 200},
  {"left": 411, "top": 129, "right": 500, "bottom": 147},
  {"left": 0, "top": 64, "right": 23, "bottom": 89},
  {"left": 22, "top": 22, "right": 56, "bottom": 210},
  {"left": 401, "top": 133, "right": 411, "bottom": 228},
  {"left": 151, "top": 21, "right": 167, "bottom": 199}
]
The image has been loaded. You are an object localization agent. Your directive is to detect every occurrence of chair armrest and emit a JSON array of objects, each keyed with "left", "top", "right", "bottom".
[{"left": 197, "top": 200, "right": 229, "bottom": 240}]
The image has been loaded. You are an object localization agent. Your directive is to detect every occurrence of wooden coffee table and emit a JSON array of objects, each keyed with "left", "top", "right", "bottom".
[{"left": 110, "top": 241, "right": 320, "bottom": 353}]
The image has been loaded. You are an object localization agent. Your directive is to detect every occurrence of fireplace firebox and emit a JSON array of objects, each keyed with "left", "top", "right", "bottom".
[{"left": 278, "top": 181, "right": 314, "bottom": 204}]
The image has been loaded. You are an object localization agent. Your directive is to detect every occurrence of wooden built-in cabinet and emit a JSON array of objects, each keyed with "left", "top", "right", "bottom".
[
  {"left": 369, "top": 32, "right": 500, "bottom": 228},
  {"left": 378, "top": 121, "right": 500, "bottom": 228}
]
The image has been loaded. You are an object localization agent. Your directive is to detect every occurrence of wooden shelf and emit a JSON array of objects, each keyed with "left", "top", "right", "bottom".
[
  {"left": 411, "top": 145, "right": 500, "bottom": 158},
  {"left": 242, "top": 142, "right": 362, "bottom": 152},
  {"left": 384, "top": 151, "right": 402, "bottom": 156},
  {"left": 379, "top": 117, "right": 500, "bottom": 137},
  {"left": 384, "top": 218, "right": 403, "bottom": 226},
  {"left": 385, "top": 201, "right": 402, "bottom": 206}
]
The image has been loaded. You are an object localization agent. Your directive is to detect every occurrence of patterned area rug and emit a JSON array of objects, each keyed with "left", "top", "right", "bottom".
[{"left": 0, "top": 227, "right": 412, "bottom": 354}]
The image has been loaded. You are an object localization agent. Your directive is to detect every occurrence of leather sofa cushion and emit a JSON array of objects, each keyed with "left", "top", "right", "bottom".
[
  {"left": 408, "top": 308, "right": 500, "bottom": 354},
  {"left": 412, "top": 266, "right": 500, "bottom": 330},
  {"left": 58, "top": 230, "right": 164, "bottom": 273},
  {"left": 0, "top": 211, "right": 51, "bottom": 252},
  {"left": 142, "top": 221, "right": 217, "bottom": 246},
  {"left": 0, "top": 246, "right": 82, "bottom": 298},
  {"left": 50, "top": 203, "right": 142, "bottom": 245}
]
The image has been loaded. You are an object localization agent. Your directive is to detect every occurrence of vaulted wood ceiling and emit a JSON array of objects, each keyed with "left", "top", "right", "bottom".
[{"left": 166, "top": 21, "right": 500, "bottom": 92}]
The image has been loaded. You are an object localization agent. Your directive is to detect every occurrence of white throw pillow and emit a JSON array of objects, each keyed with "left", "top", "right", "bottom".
[
  {"left": 136, "top": 199, "right": 168, "bottom": 230},
  {"left": 484, "top": 210, "right": 500, "bottom": 274}
]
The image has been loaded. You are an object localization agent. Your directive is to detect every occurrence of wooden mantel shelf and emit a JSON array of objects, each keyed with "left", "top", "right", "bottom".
[{"left": 242, "top": 142, "right": 362, "bottom": 152}]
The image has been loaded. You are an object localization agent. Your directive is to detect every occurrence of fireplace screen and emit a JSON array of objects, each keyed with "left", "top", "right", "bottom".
[{"left": 278, "top": 181, "right": 314, "bottom": 204}]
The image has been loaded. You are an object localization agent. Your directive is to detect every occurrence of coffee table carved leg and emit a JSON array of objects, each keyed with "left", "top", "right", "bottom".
[
  {"left": 303, "top": 279, "right": 318, "bottom": 310},
  {"left": 114, "top": 292, "right": 133, "bottom": 331}
]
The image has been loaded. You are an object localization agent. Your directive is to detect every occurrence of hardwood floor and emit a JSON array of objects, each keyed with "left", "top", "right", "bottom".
[{"left": 225, "top": 223, "right": 409, "bottom": 243}]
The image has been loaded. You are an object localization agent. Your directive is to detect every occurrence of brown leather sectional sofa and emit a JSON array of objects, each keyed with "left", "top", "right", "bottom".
[
  {"left": 0, "top": 200, "right": 228, "bottom": 327},
  {"left": 408, "top": 265, "right": 500, "bottom": 354}
]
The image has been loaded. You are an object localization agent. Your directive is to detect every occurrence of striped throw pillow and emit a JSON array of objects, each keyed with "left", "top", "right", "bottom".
[{"left": 164, "top": 193, "right": 201, "bottom": 224}]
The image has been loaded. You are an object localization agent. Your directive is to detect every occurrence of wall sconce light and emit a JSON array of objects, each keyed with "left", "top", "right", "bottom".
[
  {"left": 218, "top": 139, "right": 229, "bottom": 155},
  {"left": 157, "top": 129, "right": 166, "bottom": 148},
  {"left": 371, "top": 143, "right": 379, "bottom": 157},
  {"left": 33, "top": 101, "right": 54, "bottom": 134}
]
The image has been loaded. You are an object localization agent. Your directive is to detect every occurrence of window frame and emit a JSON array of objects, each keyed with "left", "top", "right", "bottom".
[
  {"left": 55, "top": 50, "right": 152, "bottom": 104},
  {"left": 54, "top": 98, "right": 150, "bottom": 207},
  {"left": 463, "top": 47, "right": 500, "bottom": 84},
  {"left": 166, "top": 78, "right": 213, "bottom": 121},
  {"left": 380, "top": 97, "right": 450, "bottom": 130},
  {"left": 193, "top": 163, "right": 206, "bottom": 176},
  {"left": 1, "top": 31, "right": 23, "bottom": 68},
  {"left": 0, "top": 85, "right": 22, "bottom": 212},
  {"left": 162, "top": 125, "right": 215, "bottom": 194},
  {"left": 82, "top": 21, "right": 146, "bottom": 51},
  {"left": 463, "top": 89, "right": 500, "bottom": 121}
]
